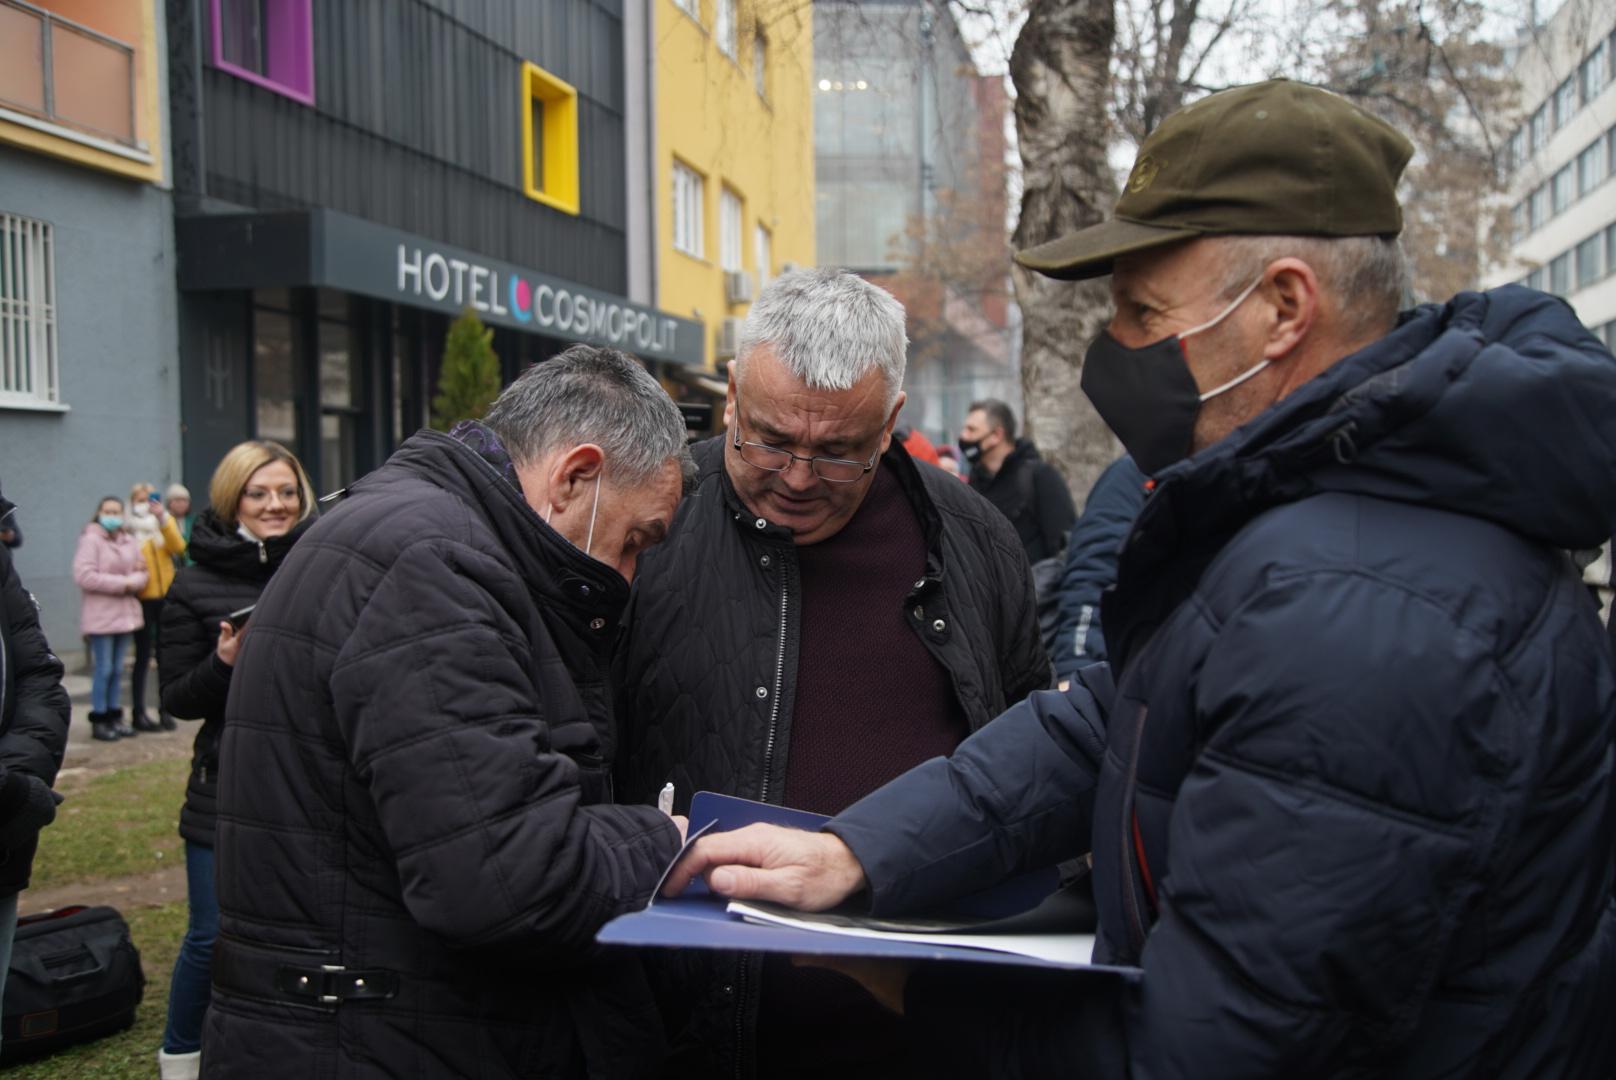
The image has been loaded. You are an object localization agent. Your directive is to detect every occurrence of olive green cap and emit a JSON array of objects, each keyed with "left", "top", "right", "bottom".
[{"left": 1015, "top": 79, "right": 1415, "bottom": 281}]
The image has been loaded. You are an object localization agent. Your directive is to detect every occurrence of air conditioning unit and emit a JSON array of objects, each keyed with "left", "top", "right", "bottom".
[
  {"left": 724, "top": 270, "right": 756, "bottom": 305},
  {"left": 715, "top": 317, "right": 744, "bottom": 359}
]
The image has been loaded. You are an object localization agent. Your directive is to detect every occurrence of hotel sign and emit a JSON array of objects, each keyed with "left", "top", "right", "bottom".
[
  {"left": 176, "top": 209, "right": 706, "bottom": 367},
  {"left": 392, "top": 244, "right": 700, "bottom": 366}
]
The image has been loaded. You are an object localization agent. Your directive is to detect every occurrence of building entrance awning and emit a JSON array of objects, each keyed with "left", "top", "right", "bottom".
[{"left": 176, "top": 208, "right": 706, "bottom": 367}]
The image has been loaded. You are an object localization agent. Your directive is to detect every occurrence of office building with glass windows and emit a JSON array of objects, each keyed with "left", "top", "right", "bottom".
[{"left": 1488, "top": 0, "right": 1616, "bottom": 347}]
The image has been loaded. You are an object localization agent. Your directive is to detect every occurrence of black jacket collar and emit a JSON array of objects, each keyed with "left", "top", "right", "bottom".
[
  {"left": 379, "top": 429, "right": 630, "bottom": 626},
  {"left": 188, "top": 509, "right": 313, "bottom": 582}
]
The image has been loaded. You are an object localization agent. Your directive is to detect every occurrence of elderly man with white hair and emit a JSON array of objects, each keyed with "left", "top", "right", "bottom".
[{"left": 616, "top": 267, "right": 1051, "bottom": 1079}]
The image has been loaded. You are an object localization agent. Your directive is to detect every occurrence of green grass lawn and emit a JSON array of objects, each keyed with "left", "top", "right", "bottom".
[
  {"left": 5, "top": 901, "right": 186, "bottom": 1080},
  {"left": 4, "top": 757, "right": 193, "bottom": 1076},
  {"left": 33, "top": 758, "right": 188, "bottom": 892}
]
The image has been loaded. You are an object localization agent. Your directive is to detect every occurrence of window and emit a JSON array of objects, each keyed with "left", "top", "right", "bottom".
[
  {"left": 1525, "top": 267, "right": 1545, "bottom": 292},
  {"left": 672, "top": 161, "right": 705, "bottom": 258},
  {"left": 671, "top": 0, "right": 698, "bottom": 22},
  {"left": 253, "top": 291, "right": 301, "bottom": 459},
  {"left": 1584, "top": 43, "right": 1607, "bottom": 104},
  {"left": 0, "top": 213, "right": 58, "bottom": 408},
  {"left": 719, "top": 187, "right": 744, "bottom": 272},
  {"left": 317, "top": 291, "right": 360, "bottom": 494},
  {"left": 1580, "top": 140, "right": 1608, "bottom": 195},
  {"left": 0, "top": 3, "right": 140, "bottom": 147},
  {"left": 1529, "top": 184, "right": 1549, "bottom": 230},
  {"left": 1551, "top": 165, "right": 1574, "bottom": 214},
  {"left": 754, "top": 33, "right": 768, "bottom": 99},
  {"left": 1529, "top": 105, "right": 1547, "bottom": 151},
  {"left": 211, "top": 0, "right": 314, "bottom": 104},
  {"left": 1511, "top": 200, "right": 1529, "bottom": 241},
  {"left": 715, "top": 0, "right": 736, "bottom": 59},
  {"left": 1607, "top": 223, "right": 1616, "bottom": 281},
  {"left": 1549, "top": 252, "right": 1571, "bottom": 296},
  {"left": 754, "top": 224, "right": 772, "bottom": 288},
  {"left": 1577, "top": 235, "right": 1603, "bottom": 290},
  {"left": 521, "top": 62, "right": 580, "bottom": 215},
  {"left": 1506, "top": 127, "right": 1524, "bottom": 173},
  {"left": 1553, "top": 78, "right": 1577, "bottom": 129}
]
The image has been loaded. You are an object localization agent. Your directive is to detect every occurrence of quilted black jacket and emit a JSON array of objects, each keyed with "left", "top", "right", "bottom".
[
  {"left": 202, "top": 429, "right": 682, "bottom": 1080},
  {"left": 0, "top": 496, "right": 69, "bottom": 896},
  {"left": 615, "top": 437, "right": 1052, "bottom": 1077},
  {"left": 159, "top": 509, "right": 310, "bottom": 847}
]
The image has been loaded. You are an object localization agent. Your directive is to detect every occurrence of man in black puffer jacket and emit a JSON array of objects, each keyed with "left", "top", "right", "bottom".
[
  {"left": 204, "top": 347, "right": 695, "bottom": 1079},
  {"left": 616, "top": 270, "right": 1050, "bottom": 1079},
  {"left": 665, "top": 81, "right": 1616, "bottom": 1077},
  {"left": 0, "top": 484, "right": 70, "bottom": 1011}
]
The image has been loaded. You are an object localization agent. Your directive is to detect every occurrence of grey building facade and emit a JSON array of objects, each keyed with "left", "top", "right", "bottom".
[
  {"left": 0, "top": 1, "right": 182, "bottom": 653},
  {"left": 813, "top": 0, "right": 1020, "bottom": 445}
]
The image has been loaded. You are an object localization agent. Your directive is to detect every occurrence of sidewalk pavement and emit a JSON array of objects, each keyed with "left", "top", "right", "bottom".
[{"left": 56, "top": 668, "right": 194, "bottom": 776}]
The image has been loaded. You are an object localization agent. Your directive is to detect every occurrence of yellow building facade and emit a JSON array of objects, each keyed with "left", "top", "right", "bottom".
[
  {"left": 655, "top": 0, "right": 815, "bottom": 372},
  {"left": 0, "top": 0, "right": 166, "bottom": 185}
]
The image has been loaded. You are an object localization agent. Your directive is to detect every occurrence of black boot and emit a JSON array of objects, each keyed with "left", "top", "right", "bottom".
[
  {"left": 159, "top": 712, "right": 177, "bottom": 732},
  {"left": 109, "top": 708, "right": 137, "bottom": 739},
  {"left": 131, "top": 710, "right": 162, "bottom": 733},
  {"left": 89, "top": 711, "right": 120, "bottom": 743}
]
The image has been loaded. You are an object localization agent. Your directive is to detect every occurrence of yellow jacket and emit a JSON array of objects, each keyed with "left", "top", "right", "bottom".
[{"left": 136, "top": 515, "right": 187, "bottom": 600}]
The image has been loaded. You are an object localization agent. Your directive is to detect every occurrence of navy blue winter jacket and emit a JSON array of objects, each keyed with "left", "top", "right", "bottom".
[
  {"left": 829, "top": 287, "right": 1616, "bottom": 1078},
  {"left": 1049, "top": 455, "right": 1148, "bottom": 676}
]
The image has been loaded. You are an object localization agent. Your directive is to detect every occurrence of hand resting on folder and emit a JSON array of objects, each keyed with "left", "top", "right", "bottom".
[{"left": 661, "top": 822, "right": 867, "bottom": 912}]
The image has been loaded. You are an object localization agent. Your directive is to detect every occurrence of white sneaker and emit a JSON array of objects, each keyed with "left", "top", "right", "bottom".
[{"left": 158, "top": 1048, "right": 201, "bottom": 1080}]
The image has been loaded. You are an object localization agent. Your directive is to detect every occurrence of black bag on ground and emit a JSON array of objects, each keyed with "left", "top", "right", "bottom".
[{"left": 1, "top": 904, "right": 145, "bottom": 1063}]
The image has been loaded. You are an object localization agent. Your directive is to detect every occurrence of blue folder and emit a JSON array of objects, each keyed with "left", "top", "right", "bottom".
[{"left": 596, "top": 791, "right": 1142, "bottom": 975}]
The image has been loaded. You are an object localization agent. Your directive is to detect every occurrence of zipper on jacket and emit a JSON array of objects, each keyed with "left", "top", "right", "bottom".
[
  {"left": 756, "top": 580, "right": 789, "bottom": 804},
  {"left": 257, "top": 541, "right": 267, "bottom": 565}
]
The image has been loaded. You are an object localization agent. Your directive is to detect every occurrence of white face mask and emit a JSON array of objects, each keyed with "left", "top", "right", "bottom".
[
  {"left": 131, "top": 501, "right": 153, "bottom": 518},
  {"left": 1180, "top": 275, "right": 1271, "bottom": 403},
  {"left": 544, "top": 473, "right": 604, "bottom": 558}
]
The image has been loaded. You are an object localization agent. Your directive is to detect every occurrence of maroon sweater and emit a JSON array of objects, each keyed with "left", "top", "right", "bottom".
[{"left": 758, "top": 464, "right": 968, "bottom": 1077}]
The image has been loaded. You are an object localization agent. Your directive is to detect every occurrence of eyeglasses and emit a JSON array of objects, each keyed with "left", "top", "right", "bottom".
[{"left": 731, "top": 403, "right": 879, "bottom": 485}]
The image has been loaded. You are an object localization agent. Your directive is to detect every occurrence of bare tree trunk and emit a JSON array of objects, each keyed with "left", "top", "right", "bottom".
[{"left": 1010, "top": 0, "right": 1121, "bottom": 507}]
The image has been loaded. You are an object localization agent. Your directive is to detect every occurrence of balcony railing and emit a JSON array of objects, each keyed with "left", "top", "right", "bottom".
[{"left": 0, "top": 0, "right": 139, "bottom": 148}]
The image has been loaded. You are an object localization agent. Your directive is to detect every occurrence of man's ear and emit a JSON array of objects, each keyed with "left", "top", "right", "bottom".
[
  {"left": 723, "top": 362, "right": 738, "bottom": 432},
  {"left": 878, "top": 391, "right": 908, "bottom": 455},
  {"left": 1261, "top": 258, "right": 1319, "bottom": 362},
  {"left": 547, "top": 444, "right": 605, "bottom": 511}
]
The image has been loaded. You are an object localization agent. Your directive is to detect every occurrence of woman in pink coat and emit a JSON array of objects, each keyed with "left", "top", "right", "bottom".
[{"left": 73, "top": 496, "right": 148, "bottom": 742}]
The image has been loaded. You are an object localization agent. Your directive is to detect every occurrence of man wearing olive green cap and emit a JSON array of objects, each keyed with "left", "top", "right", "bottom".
[{"left": 662, "top": 79, "right": 1616, "bottom": 1076}]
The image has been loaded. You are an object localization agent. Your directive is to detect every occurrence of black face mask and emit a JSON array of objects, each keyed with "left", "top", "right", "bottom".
[
  {"left": 958, "top": 438, "right": 984, "bottom": 465},
  {"left": 1080, "top": 277, "right": 1269, "bottom": 476}
]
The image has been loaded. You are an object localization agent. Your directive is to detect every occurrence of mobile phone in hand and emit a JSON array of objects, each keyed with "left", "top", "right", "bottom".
[
  {"left": 226, "top": 605, "right": 256, "bottom": 631},
  {"left": 148, "top": 492, "right": 163, "bottom": 504}
]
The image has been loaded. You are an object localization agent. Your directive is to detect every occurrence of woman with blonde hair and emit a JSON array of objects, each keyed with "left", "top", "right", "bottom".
[
  {"left": 155, "top": 441, "right": 314, "bottom": 1080},
  {"left": 127, "top": 482, "right": 187, "bottom": 732},
  {"left": 73, "top": 495, "right": 148, "bottom": 741}
]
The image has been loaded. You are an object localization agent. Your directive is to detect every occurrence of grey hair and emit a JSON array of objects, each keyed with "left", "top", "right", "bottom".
[
  {"left": 1212, "top": 235, "right": 1409, "bottom": 341},
  {"left": 483, "top": 344, "right": 695, "bottom": 489},
  {"left": 735, "top": 267, "right": 909, "bottom": 406}
]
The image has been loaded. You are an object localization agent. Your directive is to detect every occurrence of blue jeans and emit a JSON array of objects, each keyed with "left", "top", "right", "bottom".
[
  {"left": 0, "top": 892, "right": 17, "bottom": 1053},
  {"left": 162, "top": 843, "right": 216, "bottom": 1055},
  {"left": 88, "top": 633, "right": 130, "bottom": 713}
]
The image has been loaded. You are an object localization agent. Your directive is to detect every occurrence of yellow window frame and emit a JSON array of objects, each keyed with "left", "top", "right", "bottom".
[{"left": 522, "top": 62, "right": 580, "bottom": 215}]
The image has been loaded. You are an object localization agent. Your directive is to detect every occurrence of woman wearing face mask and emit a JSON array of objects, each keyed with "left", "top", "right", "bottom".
[
  {"left": 155, "top": 441, "right": 315, "bottom": 1080},
  {"left": 73, "top": 496, "right": 149, "bottom": 742},
  {"left": 127, "top": 482, "right": 187, "bottom": 733}
]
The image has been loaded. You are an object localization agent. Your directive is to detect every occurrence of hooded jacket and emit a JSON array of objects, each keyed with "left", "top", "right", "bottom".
[
  {"left": 130, "top": 507, "right": 187, "bottom": 601},
  {"left": 159, "top": 509, "right": 312, "bottom": 848},
  {"left": 202, "top": 428, "right": 681, "bottom": 1080},
  {"left": 830, "top": 287, "right": 1616, "bottom": 1078},
  {"left": 0, "top": 491, "right": 70, "bottom": 896},
  {"left": 72, "top": 522, "right": 146, "bottom": 635}
]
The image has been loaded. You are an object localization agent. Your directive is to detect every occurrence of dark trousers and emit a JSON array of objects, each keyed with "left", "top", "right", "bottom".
[
  {"left": 131, "top": 597, "right": 164, "bottom": 717},
  {"left": 162, "top": 842, "right": 216, "bottom": 1054}
]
